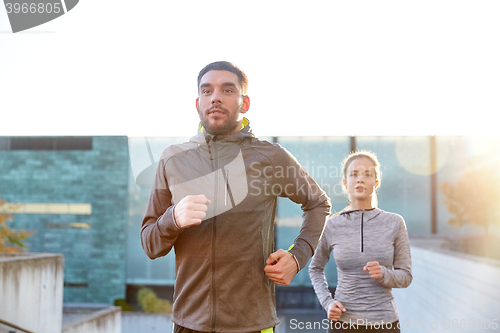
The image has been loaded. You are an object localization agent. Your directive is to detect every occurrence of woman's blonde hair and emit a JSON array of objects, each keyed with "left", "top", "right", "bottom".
[{"left": 340, "top": 150, "right": 382, "bottom": 211}]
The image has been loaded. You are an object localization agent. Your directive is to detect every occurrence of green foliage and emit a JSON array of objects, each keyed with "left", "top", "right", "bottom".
[
  {"left": 137, "top": 287, "right": 172, "bottom": 314},
  {"left": 114, "top": 298, "right": 134, "bottom": 312},
  {"left": 439, "top": 159, "right": 500, "bottom": 235},
  {"left": 0, "top": 198, "right": 34, "bottom": 252}
]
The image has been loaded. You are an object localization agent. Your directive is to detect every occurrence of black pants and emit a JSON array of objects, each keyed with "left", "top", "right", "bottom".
[
  {"left": 174, "top": 324, "right": 274, "bottom": 333},
  {"left": 327, "top": 320, "right": 400, "bottom": 333}
]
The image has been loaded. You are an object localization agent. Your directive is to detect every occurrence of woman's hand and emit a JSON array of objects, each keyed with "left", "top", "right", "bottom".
[
  {"left": 327, "top": 300, "right": 346, "bottom": 321},
  {"left": 363, "top": 261, "right": 382, "bottom": 279}
]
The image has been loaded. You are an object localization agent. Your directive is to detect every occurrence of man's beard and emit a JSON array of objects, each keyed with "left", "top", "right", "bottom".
[{"left": 199, "top": 105, "right": 243, "bottom": 136}]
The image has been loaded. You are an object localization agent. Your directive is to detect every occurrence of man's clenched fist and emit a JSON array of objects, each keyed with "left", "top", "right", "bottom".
[
  {"left": 174, "top": 194, "right": 211, "bottom": 228},
  {"left": 264, "top": 249, "right": 298, "bottom": 286}
]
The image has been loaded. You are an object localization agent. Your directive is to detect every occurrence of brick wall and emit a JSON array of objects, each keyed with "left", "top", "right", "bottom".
[{"left": 0, "top": 136, "right": 129, "bottom": 303}]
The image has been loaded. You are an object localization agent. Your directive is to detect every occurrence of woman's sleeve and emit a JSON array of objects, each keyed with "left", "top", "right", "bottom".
[
  {"left": 376, "top": 216, "right": 413, "bottom": 288},
  {"left": 308, "top": 223, "right": 335, "bottom": 311}
]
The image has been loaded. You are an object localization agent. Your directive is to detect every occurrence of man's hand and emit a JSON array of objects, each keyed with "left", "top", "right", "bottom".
[
  {"left": 264, "top": 249, "right": 298, "bottom": 286},
  {"left": 363, "top": 261, "right": 382, "bottom": 279},
  {"left": 174, "top": 194, "right": 211, "bottom": 228},
  {"left": 327, "top": 301, "right": 346, "bottom": 321}
]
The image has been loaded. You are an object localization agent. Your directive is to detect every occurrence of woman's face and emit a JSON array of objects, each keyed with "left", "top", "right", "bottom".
[{"left": 343, "top": 157, "right": 379, "bottom": 203}]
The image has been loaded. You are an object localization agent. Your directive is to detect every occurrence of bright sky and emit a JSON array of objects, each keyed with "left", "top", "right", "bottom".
[{"left": 1, "top": 1, "right": 499, "bottom": 137}]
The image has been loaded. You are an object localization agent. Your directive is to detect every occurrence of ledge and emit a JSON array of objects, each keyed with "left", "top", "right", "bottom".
[
  {"left": 0, "top": 252, "right": 63, "bottom": 262},
  {"left": 62, "top": 305, "right": 121, "bottom": 331},
  {"left": 410, "top": 236, "right": 500, "bottom": 268}
]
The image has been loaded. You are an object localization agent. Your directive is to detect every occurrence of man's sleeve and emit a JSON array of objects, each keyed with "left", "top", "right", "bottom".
[
  {"left": 273, "top": 146, "right": 331, "bottom": 270},
  {"left": 140, "top": 156, "right": 184, "bottom": 259}
]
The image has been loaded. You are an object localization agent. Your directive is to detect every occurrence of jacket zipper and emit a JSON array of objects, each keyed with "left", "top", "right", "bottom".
[
  {"left": 207, "top": 137, "right": 218, "bottom": 331},
  {"left": 360, "top": 210, "right": 364, "bottom": 252},
  {"left": 207, "top": 138, "right": 237, "bottom": 330}
]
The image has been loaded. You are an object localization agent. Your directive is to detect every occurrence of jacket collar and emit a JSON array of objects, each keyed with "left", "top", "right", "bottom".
[
  {"left": 190, "top": 117, "right": 255, "bottom": 145},
  {"left": 340, "top": 207, "right": 383, "bottom": 222}
]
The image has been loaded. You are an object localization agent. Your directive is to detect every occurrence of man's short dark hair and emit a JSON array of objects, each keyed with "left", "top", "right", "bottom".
[{"left": 197, "top": 61, "right": 248, "bottom": 95}]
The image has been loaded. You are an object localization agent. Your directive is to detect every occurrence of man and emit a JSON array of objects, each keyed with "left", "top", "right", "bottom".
[{"left": 141, "top": 61, "right": 331, "bottom": 333}]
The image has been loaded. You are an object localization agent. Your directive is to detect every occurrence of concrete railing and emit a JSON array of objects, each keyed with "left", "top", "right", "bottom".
[
  {"left": 393, "top": 239, "right": 500, "bottom": 333},
  {"left": 0, "top": 253, "right": 64, "bottom": 333},
  {"left": 62, "top": 306, "right": 121, "bottom": 333},
  {"left": 122, "top": 312, "right": 172, "bottom": 333}
]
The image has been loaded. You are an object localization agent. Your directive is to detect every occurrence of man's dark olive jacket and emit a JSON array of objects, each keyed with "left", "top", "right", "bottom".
[{"left": 141, "top": 119, "right": 331, "bottom": 332}]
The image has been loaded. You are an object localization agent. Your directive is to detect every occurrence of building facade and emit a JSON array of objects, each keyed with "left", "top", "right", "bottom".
[{"left": 0, "top": 136, "right": 129, "bottom": 304}]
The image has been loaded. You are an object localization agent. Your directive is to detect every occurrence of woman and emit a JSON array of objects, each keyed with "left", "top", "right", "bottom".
[{"left": 309, "top": 151, "right": 412, "bottom": 332}]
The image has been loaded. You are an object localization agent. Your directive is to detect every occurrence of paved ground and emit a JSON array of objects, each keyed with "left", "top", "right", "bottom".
[{"left": 276, "top": 309, "right": 328, "bottom": 333}]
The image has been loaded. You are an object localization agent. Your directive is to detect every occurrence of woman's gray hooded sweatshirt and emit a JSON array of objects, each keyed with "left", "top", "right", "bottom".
[{"left": 309, "top": 208, "right": 412, "bottom": 324}]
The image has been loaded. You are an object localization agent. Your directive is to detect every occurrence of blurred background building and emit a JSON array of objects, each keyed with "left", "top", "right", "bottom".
[{"left": 0, "top": 136, "right": 129, "bottom": 304}]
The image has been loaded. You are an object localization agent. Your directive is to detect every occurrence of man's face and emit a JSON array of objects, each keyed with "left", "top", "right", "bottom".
[{"left": 196, "top": 70, "right": 249, "bottom": 136}]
